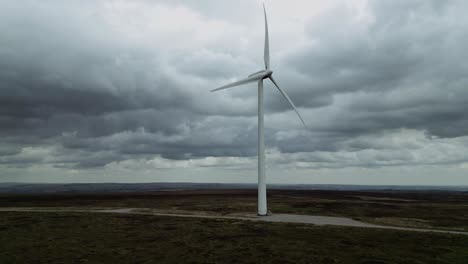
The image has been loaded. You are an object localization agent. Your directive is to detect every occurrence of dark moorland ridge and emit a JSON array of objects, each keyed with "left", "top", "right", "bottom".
[
  {"left": 2, "top": 188, "right": 467, "bottom": 232},
  {"left": 1, "top": 184, "right": 467, "bottom": 263},
  {"left": 1, "top": 187, "right": 468, "bottom": 257},
  {"left": 2, "top": 211, "right": 468, "bottom": 264},
  {"left": 0, "top": 182, "right": 468, "bottom": 194}
]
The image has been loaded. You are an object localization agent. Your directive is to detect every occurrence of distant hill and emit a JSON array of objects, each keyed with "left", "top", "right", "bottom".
[{"left": 0, "top": 182, "right": 467, "bottom": 194}]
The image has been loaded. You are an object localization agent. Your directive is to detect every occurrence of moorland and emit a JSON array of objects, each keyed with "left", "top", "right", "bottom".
[{"left": 1, "top": 189, "right": 468, "bottom": 263}]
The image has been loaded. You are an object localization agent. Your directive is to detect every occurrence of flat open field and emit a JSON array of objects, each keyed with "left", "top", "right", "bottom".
[
  {"left": 1, "top": 189, "right": 468, "bottom": 263},
  {"left": 1, "top": 189, "right": 467, "bottom": 231},
  {"left": 1, "top": 211, "right": 468, "bottom": 264}
]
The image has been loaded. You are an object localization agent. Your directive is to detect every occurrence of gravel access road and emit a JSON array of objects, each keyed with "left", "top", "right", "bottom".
[{"left": 1, "top": 207, "right": 467, "bottom": 236}]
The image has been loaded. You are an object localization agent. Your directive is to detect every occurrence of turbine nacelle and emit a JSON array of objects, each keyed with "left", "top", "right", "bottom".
[
  {"left": 263, "top": 70, "right": 273, "bottom": 79},
  {"left": 248, "top": 69, "right": 273, "bottom": 80}
]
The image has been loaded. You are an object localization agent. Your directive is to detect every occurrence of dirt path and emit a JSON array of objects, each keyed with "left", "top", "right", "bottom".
[{"left": 1, "top": 207, "right": 467, "bottom": 236}]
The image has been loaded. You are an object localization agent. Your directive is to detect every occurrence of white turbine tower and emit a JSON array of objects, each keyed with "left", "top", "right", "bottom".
[{"left": 211, "top": 4, "right": 306, "bottom": 216}]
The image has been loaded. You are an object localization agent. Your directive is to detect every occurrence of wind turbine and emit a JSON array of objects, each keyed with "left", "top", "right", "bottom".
[{"left": 211, "top": 4, "right": 306, "bottom": 216}]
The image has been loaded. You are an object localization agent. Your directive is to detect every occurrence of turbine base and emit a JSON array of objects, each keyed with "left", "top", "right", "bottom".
[{"left": 257, "top": 211, "right": 272, "bottom": 217}]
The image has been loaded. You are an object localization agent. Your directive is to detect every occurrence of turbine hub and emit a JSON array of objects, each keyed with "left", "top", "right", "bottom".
[{"left": 263, "top": 70, "right": 273, "bottom": 79}]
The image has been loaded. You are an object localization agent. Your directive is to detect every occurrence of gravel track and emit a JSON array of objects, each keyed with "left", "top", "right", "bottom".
[{"left": 1, "top": 207, "right": 467, "bottom": 236}]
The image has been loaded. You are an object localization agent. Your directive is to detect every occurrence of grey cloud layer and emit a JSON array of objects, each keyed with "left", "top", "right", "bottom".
[
  {"left": 1, "top": 0, "right": 468, "bottom": 171},
  {"left": 288, "top": 0, "right": 468, "bottom": 138}
]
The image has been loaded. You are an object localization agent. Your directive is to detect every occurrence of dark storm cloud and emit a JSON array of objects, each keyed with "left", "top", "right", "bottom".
[
  {"left": 0, "top": 2, "right": 196, "bottom": 130},
  {"left": 282, "top": 0, "right": 468, "bottom": 140},
  {"left": 1, "top": 0, "right": 468, "bottom": 171},
  {"left": 0, "top": 1, "right": 208, "bottom": 169},
  {"left": 55, "top": 114, "right": 258, "bottom": 167}
]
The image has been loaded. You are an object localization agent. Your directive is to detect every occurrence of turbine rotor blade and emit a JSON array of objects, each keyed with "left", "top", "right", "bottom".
[
  {"left": 269, "top": 76, "right": 307, "bottom": 128},
  {"left": 211, "top": 75, "right": 262, "bottom": 92},
  {"left": 263, "top": 3, "right": 270, "bottom": 70}
]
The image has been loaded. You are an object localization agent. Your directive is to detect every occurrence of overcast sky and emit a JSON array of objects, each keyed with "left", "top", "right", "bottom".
[{"left": 1, "top": 0, "right": 467, "bottom": 185}]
